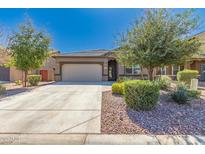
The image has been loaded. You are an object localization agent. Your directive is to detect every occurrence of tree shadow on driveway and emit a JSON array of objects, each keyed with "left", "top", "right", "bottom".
[{"left": 0, "top": 87, "right": 33, "bottom": 100}]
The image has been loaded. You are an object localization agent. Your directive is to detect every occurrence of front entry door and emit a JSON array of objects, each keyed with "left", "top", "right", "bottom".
[{"left": 108, "top": 60, "right": 117, "bottom": 81}]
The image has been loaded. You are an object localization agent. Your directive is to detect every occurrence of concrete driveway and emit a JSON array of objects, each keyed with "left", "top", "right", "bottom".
[{"left": 0, "top": 82, "right": 102, "bottom": 134}]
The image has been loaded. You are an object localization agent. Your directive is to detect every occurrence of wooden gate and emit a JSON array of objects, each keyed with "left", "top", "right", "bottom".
[{"left": 40, "top": 70, "right": 48, "bottom": 81}]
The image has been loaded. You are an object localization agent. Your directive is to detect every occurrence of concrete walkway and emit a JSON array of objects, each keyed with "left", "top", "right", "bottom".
[
  {"left": 0, "top": 82, "right": 102, "bottom": 133},
  {"left": 0, "top": 134, "right": 205, "bottom": 145}
]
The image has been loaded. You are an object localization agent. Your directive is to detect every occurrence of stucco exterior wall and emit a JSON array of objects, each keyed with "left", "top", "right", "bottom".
[
  {"left": 117, "top": 64, "right": 125, "bottom": 75},
  {"left": 190, "top": 60, "right": 205, "bottom": 72},
  {"left": 9, "top": 67, "right": 24, "bottom": 81}
]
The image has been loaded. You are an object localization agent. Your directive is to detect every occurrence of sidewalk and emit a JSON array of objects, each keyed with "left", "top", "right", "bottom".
[{"left": 0, "top": 134, "right": 205, "bottom": 145}]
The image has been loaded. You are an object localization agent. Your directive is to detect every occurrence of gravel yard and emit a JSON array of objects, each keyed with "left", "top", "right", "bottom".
[{"left": 101, "top": 90, "right": 205, "bottom": 135}]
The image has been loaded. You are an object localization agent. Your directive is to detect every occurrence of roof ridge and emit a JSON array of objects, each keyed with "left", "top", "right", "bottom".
[
  {"left": 63, "top": 49, "right": 110, "bottom": 54},
  {"left": 192, "top": 31, "right": 205, "bottom": 37}
]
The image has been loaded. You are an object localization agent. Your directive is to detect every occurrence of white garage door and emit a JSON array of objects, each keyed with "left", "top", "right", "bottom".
[{"left": 62, "top": 64, "right": 102, "bottom": 82}]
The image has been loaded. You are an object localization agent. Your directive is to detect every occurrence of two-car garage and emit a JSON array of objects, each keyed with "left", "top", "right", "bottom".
[{"left": 61, "top": 64, "right": 102, "bottom": 82}]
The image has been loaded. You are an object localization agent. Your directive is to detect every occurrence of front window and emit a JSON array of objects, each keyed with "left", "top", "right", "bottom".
[
  {"left": 125, "top": 67, "right": 132, "bottom": 74},
  {"left": 161, "top": 66, "right": 166, "bottom": 75},
  {"left": 125, "top": 65, "right": 141, "bottom": 75}
]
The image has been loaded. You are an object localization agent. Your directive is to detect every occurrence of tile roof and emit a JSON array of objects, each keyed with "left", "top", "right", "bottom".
[{"left": 55, "top": 49, "right": 112, "bottom": 57}]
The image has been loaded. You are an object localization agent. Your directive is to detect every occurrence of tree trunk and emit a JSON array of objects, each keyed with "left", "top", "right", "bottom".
[
  {"left": 140, "top": 66, "right": 144, "bottom": 80},
  {"left": 148, "top": 67, "right": 154, "bottom": 81},
  {"left": 24, "top": 71, "right": 28, "bottom": 87}
]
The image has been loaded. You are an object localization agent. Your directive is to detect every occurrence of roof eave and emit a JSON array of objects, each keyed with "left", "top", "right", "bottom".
[{"left": 52, "top": 55, "right": 114, "bottom": 58}]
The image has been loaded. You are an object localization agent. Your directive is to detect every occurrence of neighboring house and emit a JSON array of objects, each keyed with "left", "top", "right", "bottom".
[
  {"left": 155, "top": 31, "right": 205, "bottom": 81},
  {"left": 0, "top": 46, "right": 58, "bottom": 82},
  {"left": 53, "top": 50, "right": 148, "bottom": 82},
  {"left": 0, "top": 46, "right": 24, "bottom": 81}
]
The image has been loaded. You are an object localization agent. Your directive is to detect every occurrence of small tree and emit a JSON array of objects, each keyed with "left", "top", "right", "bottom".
[
  {"left": 116, "top": 9, "right": 202, "bottom": 80},
  {"left": 8, "top": 20, "right": 50, "bottom": 86}
]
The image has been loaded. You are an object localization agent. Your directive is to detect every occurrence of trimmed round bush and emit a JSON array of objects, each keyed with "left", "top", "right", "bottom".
[
  {"left": 177, "top": 69, "right": 199, "bottom": 85},
  {"left": 28, "top": 75, "right": 41, "bottom": 86},
  {"left": 112, "top": 82, "right": 124, "bottom": 95},
  {"left": 155, "top": 75, "right": 172, "bottom": 90},
  {"left": 124, "top": 80, "right": 160, "bottom": 111}
]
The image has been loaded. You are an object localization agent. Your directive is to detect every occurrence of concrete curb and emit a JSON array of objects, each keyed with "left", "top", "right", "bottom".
[{"left": 0, "top": 134, "right": 205, "bottom": 145}]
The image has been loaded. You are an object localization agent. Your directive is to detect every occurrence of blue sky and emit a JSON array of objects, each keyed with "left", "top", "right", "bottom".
[{"left": 0, "top": 8, "right": 205, "bottom": 53}]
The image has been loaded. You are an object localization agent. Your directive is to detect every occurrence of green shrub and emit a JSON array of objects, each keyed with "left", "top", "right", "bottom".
[
  {"left": 155, "top": 75, "right": 172, "bottom": 90},
  {"left": 0, "top": 84, "right": 6, "bottom": 95},
  {"left": 187, "top": 90, "right": 201, "bottom": 99},
  {"left": 171, "top": 82, "right": 201, "bottom": 104},
  {"left": 117, "top": 76, "right": 129, "bottom": 83},
  {"left": 28, "top": 75, "right": 41, "bottom": 86},
  {"left": 15, "top": 80, "right": 22, "bottom": 85},
  {"left": 177, "top": 69, "right": 199, "bottom": 85},
  {"left": 171, "top": 83, "right": 189, "bottom": 104},
  {"left": 124, "top": 80, "right": 160, "bottom": 111},
  {"left": 112, "top": 82, "right": 125, "bottom": 95}
]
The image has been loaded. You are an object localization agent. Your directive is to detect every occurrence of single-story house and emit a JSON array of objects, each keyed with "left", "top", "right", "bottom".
[
  {"left": 52, "top": 48, "right": 205, "bottom": 82},
  {"left": 53, "top": 50, "right": 148, "bottom": 82},
  {"left": 53, "top": 32, "right": 205, "bottom": 82}
]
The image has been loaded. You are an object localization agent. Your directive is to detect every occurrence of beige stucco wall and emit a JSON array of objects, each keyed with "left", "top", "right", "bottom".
[
  {"left": 48, "top": 69, "right": 55, "bottom": 81},
  {"left": 40, "top": 57, "right": 57, "bottom": 70},
  {"left": 117, "top": 64, "right": 125, "bottom": 75},
  {"left": 9, "top": 67, "right": 24, "bottom": 81}
]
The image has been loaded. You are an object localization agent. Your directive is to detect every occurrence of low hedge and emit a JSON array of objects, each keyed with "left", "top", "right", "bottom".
[
  {"left": 177, "top": 69, "right": 199, "bottom": 85},
  {"left": 124, "top": 80, "right": 160, "bottom": 111},
  {"left": 112, "top": 82, "right": 125, "bottom": 95},
  {"left": 28, "top": 75, "right": 41, "bottom": 86}
]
